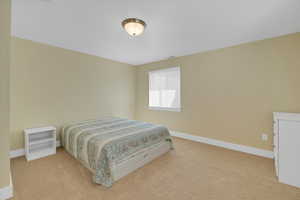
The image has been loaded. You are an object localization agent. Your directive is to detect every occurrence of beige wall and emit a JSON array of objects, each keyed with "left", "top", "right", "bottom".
[
  {"left": 10, "top": 37, "right": 136, "bottom": 150},
  {"left": 0, "top": 0, "right": 11, "bottom": 188},
  {"left": 136, "top": 33, "right": 300, "bottom": 151},
  {"left": 9, "top": 33, "right": 300, "bottom": 152}
]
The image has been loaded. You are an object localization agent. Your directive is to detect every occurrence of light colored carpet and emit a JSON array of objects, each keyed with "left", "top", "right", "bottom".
[{"left": 10, "top": 138, "right": 300, "bottom": 200}]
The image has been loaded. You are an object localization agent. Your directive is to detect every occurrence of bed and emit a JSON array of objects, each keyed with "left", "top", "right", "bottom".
[{"left": 61, "top": 117, "right": 173, "bottom": 187}]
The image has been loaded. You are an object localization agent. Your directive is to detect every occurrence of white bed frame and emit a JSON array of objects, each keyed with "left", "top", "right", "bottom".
[{"left": 110, "top": 141, "right": 172, "bottom": 182}]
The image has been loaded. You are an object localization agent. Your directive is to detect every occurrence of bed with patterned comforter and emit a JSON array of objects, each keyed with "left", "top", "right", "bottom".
[{"left": 61, "top": 117, "right": 173, "bottom": 187}]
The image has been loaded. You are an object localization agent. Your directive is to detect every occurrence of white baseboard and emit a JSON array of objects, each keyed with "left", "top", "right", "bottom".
[
  {"left": 10, "top": 134, "right": 273, "bottom": 159},
  {"left": 56, "top": 140, "right": 61, "bottom": 148},
  {"left": 10, "top": 140, "right": 61, "bottom": 159},
  {"left": 170, "top": 131, "right": 274, "bottom": 159},
  {"left": 0, "top": 185, "right": 13, "bottom": 200},
  {"left": 0, "top": 174, "right": 13, "bottom": 200},
  {"left": 9, "top": 148, "right": 25, "bottom": 159}
]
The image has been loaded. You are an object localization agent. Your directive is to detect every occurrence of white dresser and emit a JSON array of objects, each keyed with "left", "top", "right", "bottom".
[{"left": 273, "top": 112, "right": 300, "bottom": 188}]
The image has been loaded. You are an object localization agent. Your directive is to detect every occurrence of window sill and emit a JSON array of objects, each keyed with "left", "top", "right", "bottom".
[{"left": 148, "top": 107, "right": 181, "bottom": 112}]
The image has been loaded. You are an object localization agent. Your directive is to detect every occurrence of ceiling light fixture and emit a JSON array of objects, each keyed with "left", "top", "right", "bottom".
[{"left": 122, "top": 18, "right": 146, "bottom": 36}]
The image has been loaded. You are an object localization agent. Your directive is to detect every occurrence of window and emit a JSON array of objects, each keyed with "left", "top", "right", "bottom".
[{"left": 149, "top": 67, "right": 181, "bottom": 112}]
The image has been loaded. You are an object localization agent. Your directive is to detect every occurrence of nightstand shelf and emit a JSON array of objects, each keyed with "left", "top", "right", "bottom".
[
  {"left": 29, "top": 138, "right": 54, "bottom": 145},
  {"left": 24, "top": 126, "right": 56, "bottom": 161}
]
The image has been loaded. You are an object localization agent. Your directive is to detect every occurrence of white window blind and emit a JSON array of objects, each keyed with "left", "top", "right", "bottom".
[{"left": 148, "top": 67, "right": 181, "bottom": 112}]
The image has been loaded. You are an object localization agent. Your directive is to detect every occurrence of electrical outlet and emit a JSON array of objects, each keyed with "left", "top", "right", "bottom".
[{"left": 261, "top": 133, "right": 268, "bottom": 141}]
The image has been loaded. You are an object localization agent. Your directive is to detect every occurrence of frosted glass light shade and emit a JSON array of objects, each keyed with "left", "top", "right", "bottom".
[{"left": 122, "top": 18, "right": 146, "bottom": 36}]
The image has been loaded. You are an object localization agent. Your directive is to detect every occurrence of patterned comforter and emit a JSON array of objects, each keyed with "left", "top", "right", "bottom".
[{"left": 61, "top": 117, "right": 173, "bottom": 187}]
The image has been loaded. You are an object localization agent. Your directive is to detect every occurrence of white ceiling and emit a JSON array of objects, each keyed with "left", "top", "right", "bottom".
[{"left": 12, "top": 0, "right": 300, "bottom": 65}]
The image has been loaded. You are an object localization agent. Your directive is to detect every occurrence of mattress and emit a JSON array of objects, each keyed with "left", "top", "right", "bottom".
[{"left": 61, "top": 117, "right": 173, "bottom": 187}]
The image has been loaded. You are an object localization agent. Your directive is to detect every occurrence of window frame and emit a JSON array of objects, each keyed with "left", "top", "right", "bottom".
[{"left": 148, "top": 66, "right": 181, "bottom": 112}]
